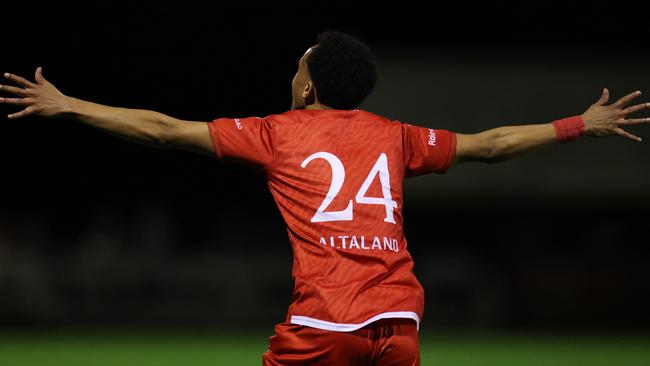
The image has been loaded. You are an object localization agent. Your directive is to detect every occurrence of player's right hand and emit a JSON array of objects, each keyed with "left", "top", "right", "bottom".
[{"left": 0, "top": 67, "right": 72, "bottom": 119}]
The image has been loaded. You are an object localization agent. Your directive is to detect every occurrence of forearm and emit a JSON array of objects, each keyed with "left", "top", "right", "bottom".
[
  {"left": 65, "top": 97, "right": 177, "bottom": 148},
  {"left": 480, "top": 122, "right": 558, "bottom": 162}
]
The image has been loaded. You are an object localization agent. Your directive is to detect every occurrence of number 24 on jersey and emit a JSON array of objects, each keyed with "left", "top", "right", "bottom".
[{"left": 301, "top": 152, "right": 398, "bottom": 224}]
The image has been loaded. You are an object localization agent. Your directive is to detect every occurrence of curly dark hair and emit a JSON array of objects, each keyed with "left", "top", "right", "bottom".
[{"left": 307, "top": 31, "right": 377, "bottom": 110}]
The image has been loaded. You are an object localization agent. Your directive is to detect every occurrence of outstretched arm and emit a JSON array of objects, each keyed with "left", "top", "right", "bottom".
[
  {"left": 0, "top": 68, "right": 214, "bottom": 155},
  {"left": 454, "top": 89, "right": 650, "bottom": 164}
]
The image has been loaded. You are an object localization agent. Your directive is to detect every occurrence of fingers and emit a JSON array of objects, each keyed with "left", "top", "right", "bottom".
[
  {"left": 0, "top": 84, "right": 28, "bottom": 97},
  {"left": 613, "top": 90, "right": 642, "bottom": 108},
  {"left": 618, "top": 117, "right": 650, "bottom": 126},
  {"left": 3, "top": 72, "right": 36, "bottom": 88},
  {"left": 7, "top": 106, "right": 35, "bottom": 120},
  {"left": 621, "top": 102, "right": 650, "bottom": 115},
  {"left": 614, "top": 127, "right": 642, "bottom": 142},
  {"left": 0, "top": 97, "right": 31, "bottom": 106},
  {"left": 594, "top": 88, "right": 609, "bottom": 106}
]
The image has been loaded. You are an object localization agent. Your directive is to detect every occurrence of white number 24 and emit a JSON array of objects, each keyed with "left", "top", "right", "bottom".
[{"left": 300, "top": 152, "right": 398, "bottom": 224}]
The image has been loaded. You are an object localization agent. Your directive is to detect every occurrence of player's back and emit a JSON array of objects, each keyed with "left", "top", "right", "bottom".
[{"left": 207, "top": 109, "right": 456, "bottom": 331}]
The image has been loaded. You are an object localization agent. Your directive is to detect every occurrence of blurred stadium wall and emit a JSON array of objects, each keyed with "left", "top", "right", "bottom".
[{"left": 0, "top": 4, "right": 648, "bottom": 333}]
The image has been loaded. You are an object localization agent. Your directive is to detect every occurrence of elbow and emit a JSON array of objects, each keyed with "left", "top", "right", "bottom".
[
  {"left": 153, "top": 116, "right": 178, "bottom": 149},
  {"left": 479, "top": 141, "right": 502, "bottom": 164},
  {"left": 483, "top": 145, "right": 500, "bottom": 163},
  {"left": 457, "top": 132, "right": 511, "bottom": 164},
  {"left": 481, "top": 137, "right": 512, "bottom": 164}
]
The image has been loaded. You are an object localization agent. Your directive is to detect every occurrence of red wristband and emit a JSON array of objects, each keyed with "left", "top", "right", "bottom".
[{"left": 552, "top": 115, "right": 585, "bottom": 144}]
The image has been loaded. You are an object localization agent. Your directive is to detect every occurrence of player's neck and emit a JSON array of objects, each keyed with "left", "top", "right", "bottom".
[{"left": 305, "top": 102, "right": 333, "bottom": 111}]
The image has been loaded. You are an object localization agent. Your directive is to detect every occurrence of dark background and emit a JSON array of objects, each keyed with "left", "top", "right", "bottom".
[{"left": 0, "top": 3, "right": 648, "bottom": 333}]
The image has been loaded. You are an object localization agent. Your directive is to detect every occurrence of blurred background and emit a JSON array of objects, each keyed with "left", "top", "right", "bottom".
[{"left": 0, "top": 2, "right": 649, "bottom": 365}]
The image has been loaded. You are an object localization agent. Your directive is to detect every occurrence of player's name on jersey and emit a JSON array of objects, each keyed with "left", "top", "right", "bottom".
[{"left": 318, "top": 235, "right": 399, "bottom": 252}]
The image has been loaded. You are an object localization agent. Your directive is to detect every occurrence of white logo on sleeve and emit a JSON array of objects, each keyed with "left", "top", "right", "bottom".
[
  {"left": 234, "top": 118, "right": 243, "bottom": 130},
  {"left": 428, "top": 129, "right": 437, "bottom": 146}
]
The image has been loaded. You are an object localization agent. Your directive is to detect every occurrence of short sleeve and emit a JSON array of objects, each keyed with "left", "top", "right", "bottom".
[
  {"left": 207, "top": 116, "right": 275, "bottom": 170},
  {"left": 402, "top": 123, "right": 457, "bottom": 177}
]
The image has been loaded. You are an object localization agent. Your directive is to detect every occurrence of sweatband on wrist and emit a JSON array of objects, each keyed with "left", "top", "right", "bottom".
[{"left": 552, "top": 115, "right": 585, "bottom": 144}]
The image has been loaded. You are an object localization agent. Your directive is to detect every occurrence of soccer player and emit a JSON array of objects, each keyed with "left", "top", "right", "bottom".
[{"left": 1, "top": 31, "right": 648, "bottom": 365}]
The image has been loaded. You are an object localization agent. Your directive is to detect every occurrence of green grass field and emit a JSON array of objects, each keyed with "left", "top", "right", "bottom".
[{"left": 1, "top": 331, "right": 649, "bottom": 366}]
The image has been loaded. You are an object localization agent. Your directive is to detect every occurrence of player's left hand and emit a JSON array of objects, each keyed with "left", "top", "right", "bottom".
[{"left": 581, "top": 88, "right": 650, "bottom": 142}]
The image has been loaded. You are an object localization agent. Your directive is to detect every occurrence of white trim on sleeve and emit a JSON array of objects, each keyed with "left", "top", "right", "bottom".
[{"left": 290, "top": 311, "right": 420, "bottom": 332}]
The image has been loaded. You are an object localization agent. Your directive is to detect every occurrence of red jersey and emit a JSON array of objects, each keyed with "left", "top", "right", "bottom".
[{"left": 207, "top": 109, "right": 456, "bottom": 332}]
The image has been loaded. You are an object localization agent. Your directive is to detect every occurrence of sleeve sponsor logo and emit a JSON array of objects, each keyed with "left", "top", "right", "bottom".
[
  {"left": 234, "top": 118, "right": 243, "bottom": 130},
  {"left": 427, "top": 129, "right": 437, "bottom": 146}
]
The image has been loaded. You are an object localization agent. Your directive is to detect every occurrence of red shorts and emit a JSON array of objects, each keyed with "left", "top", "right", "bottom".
[{"left": 262, "top": 318, "right": 420, "bottom": 366}]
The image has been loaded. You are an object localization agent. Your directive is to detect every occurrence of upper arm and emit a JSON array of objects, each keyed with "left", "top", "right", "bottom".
[
  {"left": 166, "top": 119, "right": 215, "bottom": 156},
  {"left": 454, "top": 132, "right": 492, "bottom": 164},
  {"left": 199, "top": 116, "right": 275, "bottom": 170},
  {"left": 401, "top": 123, "right": 457, "bottom": 176}
]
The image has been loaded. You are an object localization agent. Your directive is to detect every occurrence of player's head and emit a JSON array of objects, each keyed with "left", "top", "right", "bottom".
[{"left": 291, "top": 31, "right": 377, "bottom": 110}]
